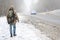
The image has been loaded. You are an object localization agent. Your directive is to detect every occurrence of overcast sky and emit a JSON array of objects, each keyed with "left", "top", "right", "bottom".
[
  {"left": 13, "top": 0, "right": 60, "bottom": 13},
  {"left": 0, "top": 0, "right": 60, "bottom": 16}
]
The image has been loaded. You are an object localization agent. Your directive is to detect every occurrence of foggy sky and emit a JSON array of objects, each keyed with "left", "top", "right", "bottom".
[
  {"left": 13, "top": 0, "right": 60, "bottom": 13},
  {"left": 0, "top": 0, "right": 60, "bottom": 16}
]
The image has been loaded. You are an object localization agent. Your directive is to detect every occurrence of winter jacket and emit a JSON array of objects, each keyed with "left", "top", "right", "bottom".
[{"left": 7, "top": 10, "right": 19, "bottom": 24}]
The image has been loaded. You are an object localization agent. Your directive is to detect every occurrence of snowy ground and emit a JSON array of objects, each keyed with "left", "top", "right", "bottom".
[{"left": 0, "top": 14, "right": 51, "bottom": 40}]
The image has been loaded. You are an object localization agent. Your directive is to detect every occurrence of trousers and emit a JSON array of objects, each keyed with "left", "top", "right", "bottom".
[{"left": 10, "top": 24, "right": 16, "bottom": 36}]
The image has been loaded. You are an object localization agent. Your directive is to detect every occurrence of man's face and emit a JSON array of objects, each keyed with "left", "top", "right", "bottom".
[{"left": 9, "top": 10, "right": 13, "bottom": 17}]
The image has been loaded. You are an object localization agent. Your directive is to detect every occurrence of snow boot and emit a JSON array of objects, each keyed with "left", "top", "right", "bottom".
[
  {"left": 14, "top": 34, "right": 16, "bottom": 36},
  {"left": 10, "top": 34, "right": 13, "bottom": 37}
]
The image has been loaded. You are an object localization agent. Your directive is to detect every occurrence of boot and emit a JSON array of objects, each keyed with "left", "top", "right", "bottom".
[
  {"left": 10, "top": 34, "right": 13, "bottom": 37},
  {"left": 14, "top": 34, "right": 16, "bottom": 36}
]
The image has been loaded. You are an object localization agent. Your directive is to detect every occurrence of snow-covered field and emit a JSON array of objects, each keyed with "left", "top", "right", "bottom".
[{"left": 0, "top": 14, "right": 51, "bottom": 40}]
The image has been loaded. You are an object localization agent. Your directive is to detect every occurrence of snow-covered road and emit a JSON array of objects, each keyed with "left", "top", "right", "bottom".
[{"left": 0, "top": 15, "right": 51, "bottom": 40}]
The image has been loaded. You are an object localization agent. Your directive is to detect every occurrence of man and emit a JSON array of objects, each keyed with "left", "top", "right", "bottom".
[{"left": 7, "top": 6, "right": 19, "bottom": 37}]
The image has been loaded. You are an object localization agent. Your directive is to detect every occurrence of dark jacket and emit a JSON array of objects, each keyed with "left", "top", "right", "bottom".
[{"left": 7, "top": 10, "right": 19, "bottom": 24}]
